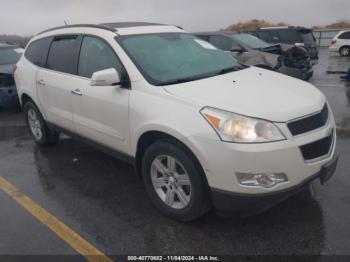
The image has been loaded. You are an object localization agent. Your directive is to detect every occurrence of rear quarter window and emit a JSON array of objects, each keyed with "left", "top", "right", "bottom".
[
  {"left": 24, "top": 37, "right": 52, "bottom": 67},
  {"left": 339, "top": 32, "right": 350, "bottom": 39}
]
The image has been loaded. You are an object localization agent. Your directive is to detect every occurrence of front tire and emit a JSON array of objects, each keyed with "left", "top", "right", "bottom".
[
  {"left": 142, "top": 141, "right": 211, "bottom": 221},
  {"left": 23, "top": 101, "right": 59, "bottom": 146},
  {"left": 339, "top": 46, "right": 350, "bottom": 56}
]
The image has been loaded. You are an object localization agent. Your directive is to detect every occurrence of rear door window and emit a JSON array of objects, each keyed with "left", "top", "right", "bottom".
[
  {"left": 47, "top": 35, "right": 80, "bottom": 74},
  {"left": 25, "top": 37, "right": 52, "bottom": 67},
  {"left": 339, "top": 32, "right": 350, "bottom": 39}
]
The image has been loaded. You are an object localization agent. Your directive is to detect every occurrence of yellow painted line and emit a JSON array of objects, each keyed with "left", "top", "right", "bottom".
[{"left": 0, "top": 176, "right": 113, "bottom": 262}]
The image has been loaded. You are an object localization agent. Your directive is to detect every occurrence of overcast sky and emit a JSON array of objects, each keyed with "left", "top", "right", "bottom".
[{"left": 1, "top": 0, "right": 349, "bottom": 35}]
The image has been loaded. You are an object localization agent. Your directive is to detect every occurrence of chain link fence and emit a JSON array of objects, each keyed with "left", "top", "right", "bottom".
[{"left": 313, "top": 28, "right": 350, "bottom": 48}]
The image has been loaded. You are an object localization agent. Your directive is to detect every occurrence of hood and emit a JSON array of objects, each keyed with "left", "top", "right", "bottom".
[
  {"left": 0, "top": 64, "right": 14, "bottom": 75},
  {"left": 163, "top": 67, "right": 325, "bottom": 122},
  {"left": 231, "top": 50, "right": 280, "bottom": 69}
]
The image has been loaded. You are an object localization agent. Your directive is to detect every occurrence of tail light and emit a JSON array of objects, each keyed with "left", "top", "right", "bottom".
[
  {"left": 331, "top": 40, "right": 337, "bottom": 45},
  {"left": 13, "top": 65, "right": 17, "bottom": 75}
]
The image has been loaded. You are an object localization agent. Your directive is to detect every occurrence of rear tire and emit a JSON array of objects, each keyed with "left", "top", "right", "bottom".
[
  {"left": 23, "top": 101, "right": 59, "bottom": 146},
  {"left": 142, "top": 140, "right": 212, "bottom": 221},
  {"left": 339, "top": 46, "right": 350, "bottom": 56}
]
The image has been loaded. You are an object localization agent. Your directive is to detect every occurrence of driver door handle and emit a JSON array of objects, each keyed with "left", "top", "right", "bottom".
[
  {"left": 71, "top": 89, "right": 83, "bottom": 96},
  {"left": 37, "top": 79, "right": 45, "bottom": 86}
]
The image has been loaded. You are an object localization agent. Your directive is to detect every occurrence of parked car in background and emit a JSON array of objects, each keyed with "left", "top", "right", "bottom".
[
  {"left": 15, "top": 23, "right": 337, "bottom": 221},
  {"left": 195, "top": 31, "right": 313, "bottom": 80},
  {"left": 329, "top": 30, "right": 350, "bottom": 56},
  {"left": 245, "top": 27, "right": 319, "bottom": 64},
  {"left": 0, "top": 42, "right": 23, "bottom": 109}
]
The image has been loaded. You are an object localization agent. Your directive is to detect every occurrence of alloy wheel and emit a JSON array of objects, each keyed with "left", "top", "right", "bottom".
[
  {"left": 150, "top": 155, "right": 192, "bottom": 209},
  {"left": 340, "top": 47, "right": 350, "bottom": 56},
  {"left": 27, "top": 108, "right": 43, "bottom": 141}
]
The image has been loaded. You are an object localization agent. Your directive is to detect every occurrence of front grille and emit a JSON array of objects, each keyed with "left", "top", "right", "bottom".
[
  {"left": 300, "top": 133, "right": 333, "bottom": 161},
  {"left": 288, "top": 104, "right": 328, "bottom": 136},
  {"left": 0, "top": 75, "right": 15, "bottom": 87}
]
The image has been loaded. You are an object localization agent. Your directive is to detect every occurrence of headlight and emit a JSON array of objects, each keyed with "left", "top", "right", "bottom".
[{"left": 200, "top": 107, "right": 285, "bottom": 143}]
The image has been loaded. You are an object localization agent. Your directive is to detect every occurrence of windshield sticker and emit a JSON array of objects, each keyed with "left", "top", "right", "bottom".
[
  {"left": 14, "top": 48, "right": 24, "bottom": 54},
  {"left": 194, "top": 39, "right": 218, "bottom": 50}
]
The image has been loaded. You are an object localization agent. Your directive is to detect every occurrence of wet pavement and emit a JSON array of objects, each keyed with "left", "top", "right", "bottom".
[
  {"left": 0, "top": 49, "right": 349, "bottom": 259},
  {"left": 310, "top": 49, "right": 350, "bottom": 130}
]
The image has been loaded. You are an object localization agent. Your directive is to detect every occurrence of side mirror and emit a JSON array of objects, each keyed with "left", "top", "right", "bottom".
[{"left": 90, "top": 68, "right": 121, "bottom": 86}]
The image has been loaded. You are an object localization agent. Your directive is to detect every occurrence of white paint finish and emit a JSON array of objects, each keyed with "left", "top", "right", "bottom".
[
  {"left": 15, "top": 24, "right": 337, "bottom": 196},
  {"left": 163, "top": 67, "right": 326, "bottom": 122},
  {"left": 71, "top": 77, "right": 131, "bottom": 154},
  {"left": 36, "top": 69, "right": 75, "bottom": 132}
]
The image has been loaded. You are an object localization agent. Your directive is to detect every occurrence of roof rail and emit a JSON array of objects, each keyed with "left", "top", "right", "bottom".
[{"left": 37, "top": 24, "right": 117, "bottom": 36}]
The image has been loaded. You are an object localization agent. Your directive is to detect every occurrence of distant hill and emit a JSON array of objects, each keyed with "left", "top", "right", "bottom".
[
  {"left": 224, "top": 19, "right": 288, "bottom": 31},
  {"left": 0, "top": 35, "right": 32, "bottom": 48},
  {"left": 225, "top": 19, "right": 350, "bottom": 31},
  {"left": 313, "top": 20, "right": 350, "bottom": 29}
]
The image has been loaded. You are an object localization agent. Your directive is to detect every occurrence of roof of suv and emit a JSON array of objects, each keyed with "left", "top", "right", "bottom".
[{"left": 37, "top": 22, "right": 184, "bottom": 36}]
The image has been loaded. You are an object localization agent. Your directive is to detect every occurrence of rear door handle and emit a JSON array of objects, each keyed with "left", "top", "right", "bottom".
[
  {"left": 71, "top": 89, "right": 83, "bottom": 96},
  {"left": 37, "top": 79, "right": 45, "bottom": 86}
]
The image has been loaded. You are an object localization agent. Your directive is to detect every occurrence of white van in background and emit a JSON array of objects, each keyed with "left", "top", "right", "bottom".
[{"left": 329, "top": 30, "right": 350, "bottom": 56}]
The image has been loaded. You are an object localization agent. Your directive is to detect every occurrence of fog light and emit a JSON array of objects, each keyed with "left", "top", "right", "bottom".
[{"left": 236, "top": 173, "right": 288, "bottom": 188}]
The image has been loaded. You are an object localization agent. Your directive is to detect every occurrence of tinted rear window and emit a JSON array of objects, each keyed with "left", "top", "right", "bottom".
[
  {"left": 47, "top": 36, "right": 79, "bottom": 74},
  {"left": 276, "top": 29, "right": 301, "bottom": 44},
  {"left": 25, "top": 37, "right": 52, "bottom": 67},
  {"left": 298, "top": 29, "right": 316, "bottom": 44}
]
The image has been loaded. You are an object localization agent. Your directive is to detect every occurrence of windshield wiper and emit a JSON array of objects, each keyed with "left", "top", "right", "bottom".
[
  {"left": 159, "top": 75, "right": 212, "bottom": 86},
  {"left": 158, "top": 66, "right": 245, "bottom": 86},
  {"left": 217, "top": 66, "right": 239, "bottom": 75}
]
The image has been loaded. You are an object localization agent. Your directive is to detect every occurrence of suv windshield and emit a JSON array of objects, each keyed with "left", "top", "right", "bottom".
[
  {"left": 231, "top": 34, "right": 270, "bottom": 49},
  {"left": 118, "top": 33, "right": 244, "bottom": 86},
  {"left": 0, "top": 47, "right": 23, "bottom": 65}
]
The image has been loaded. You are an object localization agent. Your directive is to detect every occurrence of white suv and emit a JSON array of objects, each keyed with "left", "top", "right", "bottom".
[
  {"left": 329, "top": 30, "right": 350, "bottom": 56},
  {"left": 15, "top": 22, "right": 338, "bottom": 221}
]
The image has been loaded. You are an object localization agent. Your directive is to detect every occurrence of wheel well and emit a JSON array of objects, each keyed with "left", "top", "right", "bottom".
[
  {"left": 135, "top": 131, "right": 208, "bottom": 186},
  {"left": 21, "top": 93, "right": 33, "bottom": 106},
  {"left": 340, "top": 45, "right": 350, "bottom": 51}
]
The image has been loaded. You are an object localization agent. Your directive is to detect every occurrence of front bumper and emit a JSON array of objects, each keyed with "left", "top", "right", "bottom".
[
  {"left": 211, "top": 154, "right": 338, "bottom": 216},
  {"left": 183, "top": 109, "right": 336, "bottom": 195}
]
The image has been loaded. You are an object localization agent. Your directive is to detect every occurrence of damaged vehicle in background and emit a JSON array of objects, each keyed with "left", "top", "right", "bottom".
[
  {"left": 0, "top": 42, "right": 24, "bottom": 109},
  {"left": 244, "top": 27, "right": 319, "bottom": 64},
  {"left": 195, "top": 32, "right": 313, "bottom": 81}
]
